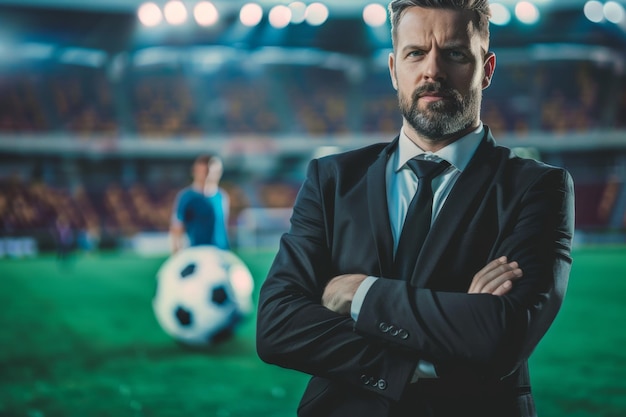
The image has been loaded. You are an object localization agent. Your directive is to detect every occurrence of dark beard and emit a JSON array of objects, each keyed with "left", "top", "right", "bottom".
[{"left": 399, "top": 82, "right": 481, "bottom": 140}]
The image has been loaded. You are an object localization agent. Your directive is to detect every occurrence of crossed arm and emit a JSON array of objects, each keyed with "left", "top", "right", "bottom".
[
  {"left": 322, "top": 256, "right": 523, "bottom": 315},
  {"left": 320, "top": 257, "right": 524, "bottom": 381},
  {"left": 257, "top": 160, "right": 574, "bottom": 400}
]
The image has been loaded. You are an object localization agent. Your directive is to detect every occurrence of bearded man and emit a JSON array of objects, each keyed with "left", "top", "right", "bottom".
[{"left": 256, "top": 1, "right": 575, "bottom": 416}]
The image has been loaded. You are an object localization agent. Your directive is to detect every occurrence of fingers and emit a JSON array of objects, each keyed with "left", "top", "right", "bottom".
[
  {"left": 468, "top": 256, "right": 508, "bottom": 293},
  {"left": 491, "top": 279, "right": 513, "bottom": 296},
  {"left": 321, "top": 274, "right": 366, "bottom": 315},
  {"left": 468, "top": 256, "right": 523, "bottom": 295},
  {"left": 480, "top": 261, "right": 522, "bottom": 294}
]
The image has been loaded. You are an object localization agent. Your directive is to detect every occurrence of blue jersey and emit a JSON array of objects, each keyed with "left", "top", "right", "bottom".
[
  {"left": 207, "top": 189, "right": 230, "bottom": 250},
  {"left": 172, "top": 187, "right": 229, "bottom": 250}
]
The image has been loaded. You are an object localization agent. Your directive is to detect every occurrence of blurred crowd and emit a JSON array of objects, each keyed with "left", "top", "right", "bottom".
[
  {"left": 1, "top": 60, "right": 624, "bottom": 137},
  {"left": 0, "top": 175, "right": 299, "bottom": 252},
  {"left": 0, "top": 169, "right": 621, "bottom": 253},
  {"left": 1, "top": 58, "right": 624, "bottom": 252}
]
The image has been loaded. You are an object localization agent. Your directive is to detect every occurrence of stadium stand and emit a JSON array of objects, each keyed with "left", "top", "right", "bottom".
[
  {"left": 50, "top": 66, "right": 118, "bottom": 136},
  {"left": 1, "top": 1, "right": 625, "bottom": 253},
  {"left": 2, "top": 59, "right": 622, "bottom": 137},
  {"left": 0, "top": 72, "right": 48, "bottom": 133},
  {"left": 130, "top": 68, "right": 202, "bottom": 138}
]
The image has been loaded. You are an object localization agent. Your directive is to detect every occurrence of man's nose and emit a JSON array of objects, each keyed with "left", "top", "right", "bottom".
[{"left": 423, "top": 51, "right": 446, "bottom": 82}]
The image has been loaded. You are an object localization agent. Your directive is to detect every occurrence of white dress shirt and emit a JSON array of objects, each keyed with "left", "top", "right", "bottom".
[{"left": 350, "top": 124, "right": 485, "bottom": 379}]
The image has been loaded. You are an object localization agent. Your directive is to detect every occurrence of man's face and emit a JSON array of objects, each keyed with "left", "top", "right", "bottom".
[
  {"left": 192, "top": 158, "right": 223, "bottom": 184},
  {"left": 192, "top": 161, "right": 210, "bottom": 183},
  {"left": 389, "top": 7, "right": 495, "bottom": 141}
]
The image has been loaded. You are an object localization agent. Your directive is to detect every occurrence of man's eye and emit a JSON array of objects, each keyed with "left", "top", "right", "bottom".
[
  {"left": 408, "top": 50, "right": 425, "bottom": 58},
  {"left": 448, "top": 51, "right": 467, "bottom": 60}
]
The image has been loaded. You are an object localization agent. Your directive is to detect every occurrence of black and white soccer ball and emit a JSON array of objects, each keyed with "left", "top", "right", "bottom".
[{"left": 153, "top": 245, "right": 254, "bottom": 347}]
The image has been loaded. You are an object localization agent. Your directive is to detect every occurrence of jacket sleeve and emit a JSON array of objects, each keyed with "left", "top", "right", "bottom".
[
  {"left": 354, "top": 167, "right": 575, "bottom": 380},
  {"left": 256, "top": 159, "right": 416, "bottom": 401}
]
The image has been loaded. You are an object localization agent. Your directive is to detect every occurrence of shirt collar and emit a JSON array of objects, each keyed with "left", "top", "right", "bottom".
[{"left": 395, "top": 123, "right": 484, "bottom": 173}]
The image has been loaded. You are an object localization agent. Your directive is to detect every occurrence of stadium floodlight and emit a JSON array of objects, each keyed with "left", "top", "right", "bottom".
[
  {"left": 289, "top": 1, "right": 307, "bottom": 24},
  {"left": 515, "top": 1, "right": 540, "bottom": 24},
  {"left": 138, "top": 2, "right": 163, "bottom": 27},
  {"left": 363, "top": 3, "right": 387, "bottom": 28},
  {"left": 490, "top": 2, "right": 511, "bottom": 26},
  {"left": 584, "top": 0, "right": 605, "bottom": 23},
  {"left": 305, "top": 2, "right": 329, "bottom": 26},
  {"left": 604, "top": 1, "right": 625, "bottom": 24},
  {"left": 194, "top": 1, "right": 219, "bottom": 27},
  {"left": 269, "top": 5, "right": 292, "bottom": 29},
  {"left": 164, "top": 0, "right": 188, "bottom": 25},
  {"left": 240, "top": 3, "right": 263, "bottom": 27}
]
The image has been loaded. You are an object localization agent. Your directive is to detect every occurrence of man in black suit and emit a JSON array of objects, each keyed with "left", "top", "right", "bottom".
[{"left": 256, "top": 1, "right": 575, "bottom": 416}]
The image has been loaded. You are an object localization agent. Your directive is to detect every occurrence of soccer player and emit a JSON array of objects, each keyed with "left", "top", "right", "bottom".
[{"left": 170, "top": 154, "right": 230, "bottom": 253}]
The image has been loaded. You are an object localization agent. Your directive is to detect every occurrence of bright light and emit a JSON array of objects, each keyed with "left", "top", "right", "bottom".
[
  {"left": 164, "top": 0, "right": 187, "bottom": 25},
  {"left": 138, "top": 2, "right": 163, "bottom": 27},
  {"left": 363, "top": 3, "right": 387, "bottom": 27},
  {"left": 584, "top": 0, "right": 605, "bottom": 23},
  {"left": 515, "top": 1, "right": 540, "bottom": 25},
  {"left": 604, "top": 1, "right": 625, "bottom": 24},
  {"left": 240, "top": 3, "right": 263, "bottom": 27},
  {"left": 305, "top": 2, "right": 329, "bottom": 26},
  {"left": 194, "top": 1, "right": 219, "bottom": 27},
  {"left": 289, "top": 1, "right": 307, "bottom": 24},
  {"left": 490, "top": 3, "right": 511, "bottom": 26},
  {"left": 269, "top": 5, "right": 292, "bottom": 28}
]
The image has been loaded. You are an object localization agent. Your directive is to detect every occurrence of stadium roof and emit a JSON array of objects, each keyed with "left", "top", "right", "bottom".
[
  {"left": 0, "top": 0, "right": 605, "bottom": 13},
  {"left": 0, "top": 0, "right": 624, "bottom": 60}
]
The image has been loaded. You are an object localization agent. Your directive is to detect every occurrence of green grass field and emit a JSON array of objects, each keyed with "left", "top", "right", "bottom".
[{"left": 0, "top": 246, "right": 624, "bottom": 417}]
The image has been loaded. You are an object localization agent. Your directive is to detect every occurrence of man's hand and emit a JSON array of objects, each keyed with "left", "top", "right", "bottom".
[
  {"left": 468, "top": 256, "right": 523, "bottom": 296},
  {"left": 322, "top": 274, "right": 367, "bottom": 315}
]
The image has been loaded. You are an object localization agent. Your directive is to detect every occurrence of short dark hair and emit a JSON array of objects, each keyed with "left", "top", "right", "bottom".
[{"left": 388, "top": 0, "right": 491, "bottom": 50}]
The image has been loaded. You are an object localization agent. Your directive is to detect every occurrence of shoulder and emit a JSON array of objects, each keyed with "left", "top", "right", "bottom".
[
  {"left": 175, "top": 187, "right": 197, "bottom": 204},
  {"left": 175, "top": 187, "right": 189, "bottom": 198},
  {"left": 478, "top": 130, "right": 571, "bottom": 181},
  {"left": 465, "top": 130, "right": 573, "bottom": 202},
  {"left": 488, "top": 143, "right": 573, "bottom": 191}
]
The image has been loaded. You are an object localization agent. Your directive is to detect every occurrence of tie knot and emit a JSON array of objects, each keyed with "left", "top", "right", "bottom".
[{"left": 406, "top": 158, "right": 450, "bottom": 180}]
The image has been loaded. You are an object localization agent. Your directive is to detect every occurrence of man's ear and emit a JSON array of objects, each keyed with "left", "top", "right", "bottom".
[
  {"left": 482, "top": 51, "right": 496, "bottom": 89},
  {"left": 388, "top": 52, "right": 398, "bottom": 91}
]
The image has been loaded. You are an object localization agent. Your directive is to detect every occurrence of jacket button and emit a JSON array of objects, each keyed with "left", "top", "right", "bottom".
[
  {"left": 360, "top": 374, "right": 369, "bottom": 384},
  {"left": 379, "top": 322, "right": 390, "bottom": 333},
  {"left": 398, "top": 329, "right": 409, "bottom": 339},
  {"left": 389, "top": 326, "right": 398, "bottom": 337},
  {"left": 376, "top": 379, "right": 387, "bottom": 390}
]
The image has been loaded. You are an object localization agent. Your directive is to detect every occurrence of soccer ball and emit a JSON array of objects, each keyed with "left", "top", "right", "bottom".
[{"left": 153, "top": 245, "right": 254, "bottom": 347}]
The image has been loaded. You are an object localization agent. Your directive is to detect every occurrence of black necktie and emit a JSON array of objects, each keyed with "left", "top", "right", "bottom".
[{"left": 393, "top": 158, "right": 450, "bottom": 280}]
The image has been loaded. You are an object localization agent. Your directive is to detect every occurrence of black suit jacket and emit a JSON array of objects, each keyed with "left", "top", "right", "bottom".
[{"left": 256, "top": 128, "right": 575, "bottom": 417}]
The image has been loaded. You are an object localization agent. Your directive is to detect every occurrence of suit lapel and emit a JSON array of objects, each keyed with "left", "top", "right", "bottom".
[
  {"left": 367, "top": 138, "right": 398, "bottom": 278},
  {"left": 410, "top": 130, "right": 498, "bottom": 288}
]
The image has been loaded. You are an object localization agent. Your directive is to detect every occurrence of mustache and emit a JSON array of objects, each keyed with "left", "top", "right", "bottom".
[{"left": 412, "top": 83, "right": 458, "bottom": 99}]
